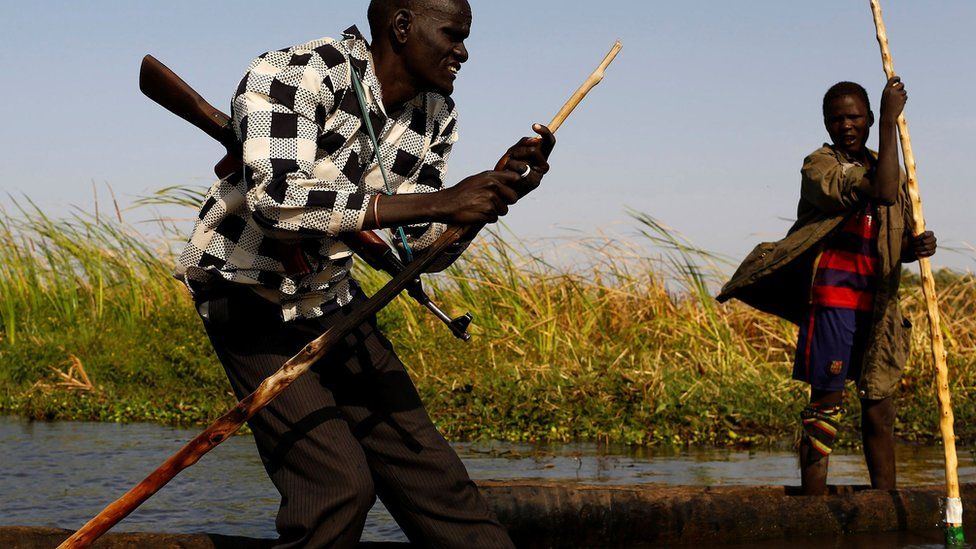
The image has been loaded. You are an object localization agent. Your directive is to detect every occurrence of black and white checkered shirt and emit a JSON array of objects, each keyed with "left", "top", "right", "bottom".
[{"left": 176, "top": 26, "right": 460, "bottom": 321}]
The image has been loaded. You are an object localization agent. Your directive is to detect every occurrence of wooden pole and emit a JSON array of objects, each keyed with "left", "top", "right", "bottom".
[
  {"left": 493, "top": 41, "right": 621, "bottom": 172},
  {"left": 549, "top": 41, "right": 622, "bottom": 133},
  {"left": 58, "top": 41, "right": 621, "bottom": 549},
  {"left": 868, "top": 1, "right": 964, "bottom": 545}
]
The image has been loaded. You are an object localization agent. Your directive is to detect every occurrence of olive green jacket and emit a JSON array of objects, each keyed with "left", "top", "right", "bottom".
[{"left": 717, "top": 144, "right": 913, "bottom": 399}]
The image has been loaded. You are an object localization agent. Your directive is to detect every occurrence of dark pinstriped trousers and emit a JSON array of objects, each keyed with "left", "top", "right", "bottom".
[{"left": 198, "top": 285, "right": 513, "bottom": 548}]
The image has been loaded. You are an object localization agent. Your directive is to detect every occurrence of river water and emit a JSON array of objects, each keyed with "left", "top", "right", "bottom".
[{"left": 1, "top": 416, "right": 974, "bottom": 546}]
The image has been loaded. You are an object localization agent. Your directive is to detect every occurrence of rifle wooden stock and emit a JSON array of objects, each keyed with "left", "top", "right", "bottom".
[{"left": 139, "top": 55, "right": 236, "bottom": 153}]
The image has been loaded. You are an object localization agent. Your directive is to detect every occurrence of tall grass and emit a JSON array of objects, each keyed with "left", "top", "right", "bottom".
[
  {"left": 1, "top": 190, "right": 974, "bottom": 447},
  {"left": 0, "top": 199, "right": 182, "bottom": 344}
]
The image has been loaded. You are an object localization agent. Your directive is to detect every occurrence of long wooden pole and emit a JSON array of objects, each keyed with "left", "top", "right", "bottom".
[
  {"left": 868, "top": 2, "right": 964, "bottom": 545},
  {"left": 58, "top": 41, "right": 621, "bottom": 549},
  {"left": 549, "top": 41, "right": 621, "bottom": 133}
]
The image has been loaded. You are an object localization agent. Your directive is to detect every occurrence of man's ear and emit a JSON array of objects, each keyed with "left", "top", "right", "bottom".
[
  {"left": 392, "top": 9, "right": 414, "bottom": 45},
  {"left": 868, "top": 110, "right": 876, "bottom": 127}
]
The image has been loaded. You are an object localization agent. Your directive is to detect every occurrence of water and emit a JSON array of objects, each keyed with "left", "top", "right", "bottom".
[{"left": 1, "top": 416, "right": 974, "bottom": 546}]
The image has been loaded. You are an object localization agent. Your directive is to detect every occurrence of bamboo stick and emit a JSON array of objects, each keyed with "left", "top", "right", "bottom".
[
  {"left": 494, "top": 40, "right": 621, "bottom": 172},
  {"left": 549, "top": 41, "right": 622, "bottom": 133},
  {"left": 58, "top": 41, "right": 621, "bottom": 549},
  {"left": 868, "top": 1, "right": 964, "bottom": 545}
]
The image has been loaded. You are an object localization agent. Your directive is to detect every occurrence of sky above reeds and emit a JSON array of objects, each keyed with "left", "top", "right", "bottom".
[{"left": 1, "top": 1, "right": 973, "bottom": 271}]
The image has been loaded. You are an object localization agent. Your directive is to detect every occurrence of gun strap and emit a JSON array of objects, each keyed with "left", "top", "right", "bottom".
[{"left": 349, "top": 61, "right": 414, "bottom": 263}]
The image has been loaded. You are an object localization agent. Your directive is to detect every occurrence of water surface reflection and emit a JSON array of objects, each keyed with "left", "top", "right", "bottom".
[{"left": 1, "top": 417, "right": 973, "bottom": 544}]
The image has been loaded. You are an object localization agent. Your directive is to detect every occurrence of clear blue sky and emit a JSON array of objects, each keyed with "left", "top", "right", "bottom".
[{"left": 1, "top": 1, "right": 973, "bottom": 271}]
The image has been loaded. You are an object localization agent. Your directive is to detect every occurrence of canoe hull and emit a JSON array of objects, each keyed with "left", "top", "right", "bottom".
[
  {"left": 482, "top": 481, "right": 972, "bottom": 546},
  {"left": 8, "top": 482, "right": 973, "bottom": 547}
]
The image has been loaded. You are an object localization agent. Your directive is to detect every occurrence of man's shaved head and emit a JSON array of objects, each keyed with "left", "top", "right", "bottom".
[
  {"left": 367, "top": 0, "right": 470, "bottom": 39},
  {"left": 367, "top": 0, "right": 472, "bottom": 98},
  {"left": 367, "top": 0, "right": 408, "bottom": 36}
]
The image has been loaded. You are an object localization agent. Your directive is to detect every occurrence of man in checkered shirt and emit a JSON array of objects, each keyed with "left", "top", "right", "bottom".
[{"left": 175, "top": 0, "right": 554, "bottom": 546}]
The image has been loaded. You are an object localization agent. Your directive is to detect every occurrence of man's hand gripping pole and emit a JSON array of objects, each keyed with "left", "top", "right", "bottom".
[{"left": 58, "top": 40, "right": 620, "bottom": 548}]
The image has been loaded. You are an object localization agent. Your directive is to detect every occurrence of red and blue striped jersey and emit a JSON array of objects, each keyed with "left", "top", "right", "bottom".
[{"left": 810, "top": 202, "right": 880, "bottom": 311}]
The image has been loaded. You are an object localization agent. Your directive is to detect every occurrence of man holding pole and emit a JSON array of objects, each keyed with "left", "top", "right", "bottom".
[
  {"left": 718, "top": 77, "right": 936, "bottom": 495},
  {"left": 175, "top": 0, "right": 553, "bottom": 546}
]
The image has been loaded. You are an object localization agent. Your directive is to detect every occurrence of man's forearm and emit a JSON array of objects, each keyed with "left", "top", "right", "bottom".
[
  {"left": 859, "top": 119, "right": 900, "bottom": 205},
  {"left": 874, "top": 118, "right": 901, "bottom": 204},
  {"left": 367, "top": 192, "right": 488, "bottom": 272},
  {"left": 366, "top": 192, "right": 443, "bottom": 229}
]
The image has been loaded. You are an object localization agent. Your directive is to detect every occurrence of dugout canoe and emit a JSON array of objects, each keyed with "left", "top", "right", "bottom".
[{"left": 9, "top": 481, "right": 975, "bottom": 547}]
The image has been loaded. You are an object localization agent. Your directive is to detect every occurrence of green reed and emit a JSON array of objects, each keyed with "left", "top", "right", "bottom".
[
  {"left": 1, "top": 191, "right": 974, "bottom": 447},
  {"left": 0, "top": 199, "right": 180, "bottom": 345}
]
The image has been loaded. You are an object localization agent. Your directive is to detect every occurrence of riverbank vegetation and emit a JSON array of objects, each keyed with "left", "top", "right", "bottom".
[{"left": 1, "top": 191, "right": 974, "bottom": 447}]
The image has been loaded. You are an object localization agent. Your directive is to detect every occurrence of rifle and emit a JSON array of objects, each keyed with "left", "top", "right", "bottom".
[{"left": 139, "top": 55, "right": 472, "bottom": 340}]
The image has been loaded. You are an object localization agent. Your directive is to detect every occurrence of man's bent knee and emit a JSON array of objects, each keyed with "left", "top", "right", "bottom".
[{"left": 334, "top": 469, "right": 377, "bottom": 519}]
